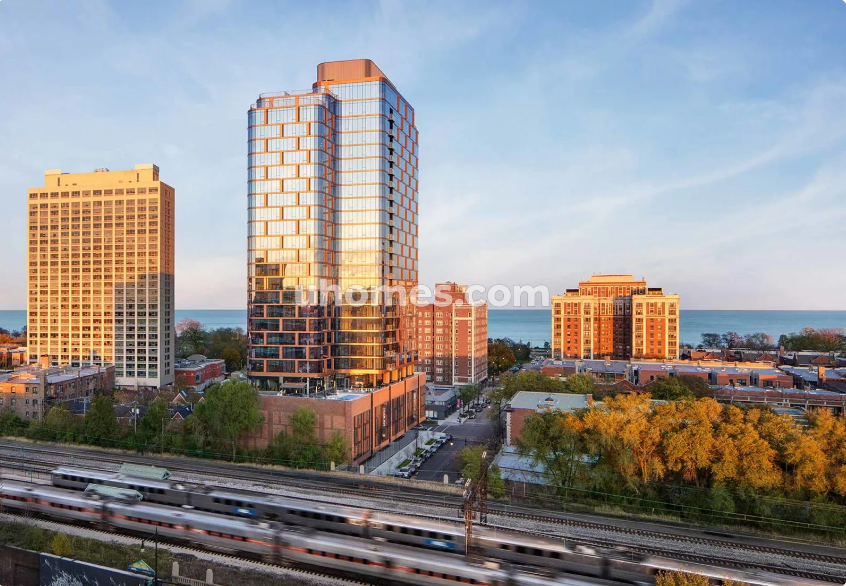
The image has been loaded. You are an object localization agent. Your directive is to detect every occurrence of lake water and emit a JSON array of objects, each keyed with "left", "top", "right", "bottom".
[{"left": 2, "top": 309, "right": 844, "bottom": 347}]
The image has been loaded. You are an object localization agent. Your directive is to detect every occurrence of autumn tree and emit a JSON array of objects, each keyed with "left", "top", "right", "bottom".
[
  {"left": 583, "top": 394, "right": 664, "bottom": 486},
  {"left": 721, "top": 331, "right": 744, "bottom": 349},
  {"left": 806, "top": 409, "right": 846, "bottom": 496},
  {"left": 517, "top": 410, "right": 585, "bottom": 494},
  {"left": 176, "top": 318, "right": 207, "bottom": 357},
  {"left": 488, "top": 343, "right": 516, "bottom": 375},
  {"left": 743, "top": 332, "right": 774, "bottom": 350},
  {"left": 655, "top": 399, "right": 722, "bottom": 485},
  {"left": 710, "top": 405, "right": 781, "bottom": 489},
  {"left": 50, "top": 532, "right": 73, "bottom": 557}
]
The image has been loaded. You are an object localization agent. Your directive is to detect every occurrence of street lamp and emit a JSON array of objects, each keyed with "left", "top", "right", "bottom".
[{"left": 140, "top": 527, "right": 158, "bottom": 585}]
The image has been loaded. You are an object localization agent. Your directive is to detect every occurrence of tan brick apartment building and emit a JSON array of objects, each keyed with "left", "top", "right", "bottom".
[
  {"left": 26, "top": 165, "right": 175, "bottom": 389},
  {"left": 417, "top": 282, "right": 488, "bottom": 386},
  {"left": 551, "top": 274, "right": 679, "bottom": 360},
  {"left": 0, "top": 362, "right": 115, "bottom": 420}
]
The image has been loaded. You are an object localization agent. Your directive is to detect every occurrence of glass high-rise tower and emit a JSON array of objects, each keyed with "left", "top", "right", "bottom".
[{"left": 247, "top": 59, "right": 419, "bottom": 392}]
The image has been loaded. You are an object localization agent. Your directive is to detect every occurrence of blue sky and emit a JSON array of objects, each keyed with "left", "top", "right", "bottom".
[{"left": 1, "top": 0, "right": 845, "bottom": 310}]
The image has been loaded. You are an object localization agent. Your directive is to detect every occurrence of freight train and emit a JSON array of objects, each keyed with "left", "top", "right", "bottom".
[{"left": 0, "top": 480, "right": 830, "bottom": 586}]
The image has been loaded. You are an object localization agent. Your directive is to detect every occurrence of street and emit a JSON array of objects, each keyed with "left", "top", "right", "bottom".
[{"left": 413, "top": 404, "right": 498, "bottom": 483}]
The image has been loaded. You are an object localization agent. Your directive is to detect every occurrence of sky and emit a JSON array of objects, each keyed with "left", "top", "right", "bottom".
[{"left": 1, "top": 0, "right": 845, "bottom": 311}]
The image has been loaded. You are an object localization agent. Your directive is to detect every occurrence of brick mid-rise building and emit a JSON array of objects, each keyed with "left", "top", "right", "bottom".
[
  {"left": 0, "top": 362, "right": 115, "bottom": 420},
  {"left": 243, "top": 373, "right": 426, "bottom": 464},
  {"left": 417, "top": 282, "right": 488, "bottom": 386},
  {"left": 551, "top": 274, "right": 679, "bottom": 361}
]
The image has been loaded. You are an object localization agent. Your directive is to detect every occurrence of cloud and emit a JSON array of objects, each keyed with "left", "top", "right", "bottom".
[{"left": 0, "top": 0, "right": 844, "bottom": 312}]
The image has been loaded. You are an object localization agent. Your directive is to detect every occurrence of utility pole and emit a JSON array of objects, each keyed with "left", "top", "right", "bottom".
[
  {"left": 463, "top": 478, "right": 475, "bottom": 558},
  {"left": 462, "top": 450, "right": 491, "bottom": 557}
]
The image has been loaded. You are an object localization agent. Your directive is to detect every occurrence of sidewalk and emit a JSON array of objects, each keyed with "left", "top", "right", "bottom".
[{"left": 432, "top": 408, "right": 464, "bottom": 432}]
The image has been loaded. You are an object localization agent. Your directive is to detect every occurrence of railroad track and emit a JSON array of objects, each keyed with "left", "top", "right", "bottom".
[{"left": 4, "top": 442, "right": 846, "bottom": 579}]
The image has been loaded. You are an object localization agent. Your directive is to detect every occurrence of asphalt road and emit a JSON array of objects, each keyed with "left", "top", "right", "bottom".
[{"left": 413, "top": 405, "right": 497, "bottom": 483}]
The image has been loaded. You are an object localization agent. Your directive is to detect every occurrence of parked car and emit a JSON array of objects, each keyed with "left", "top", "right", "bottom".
[
  {"left": 469, "top": 412, "right": 477, "bottom": 419},
  {"left": 394, "top": 467, "right": 411, "bottom": 479},
  {"left": 408, "top": 464, "right": 419, "bottom": 475},
  {"left": 454, "top": 476, "right": 466, "bottom": 485}
]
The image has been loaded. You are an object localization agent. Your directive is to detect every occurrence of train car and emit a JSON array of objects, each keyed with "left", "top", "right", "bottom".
[
  {"left": 107, "top": 499, "right": 277, "bottom": 560},
  {"left": 51, "top": 467, "right": 189, "bottom": 507},
  {"left": 2, "top": 481, "right": 832, "bottom": 586},
  {"left": 0, "top": 481, "right": 104, "bottom": 525}
]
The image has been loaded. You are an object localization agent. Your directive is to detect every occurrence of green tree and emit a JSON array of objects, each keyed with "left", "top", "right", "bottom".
[
  {"left": 84, "top": 394, "right": 120, "bottom": 446},
  {"left": 459, "top": 445, "right": 505, "bottom": 498},
  {"left": 676, "top": 375, "right": 710, "bottom": 398},
  {"left": 138, "top": 398, "right": 169, "bottom": 450},
  {"left": 458, "top": 384, "right": 480, "bottom": 410},
  {"left": 51, "top": 531, "right": 73, "bottom": 557},
  {"left": 516, "top": 410, "right": 585, "bottom": 495},
  {"left": 699, "top": 333, "right": 722, "bottom": 348},
  {"left": 647, "top": 377, "right": 693, "bottom": 401},
  {"left": 29, "top": 405, "right": 77, "bottom": 442},
  {"left": 0, "top": 409, "right": 27, "bottom": 436},
  {"left": 190, "top": 380, "right": 264, "bottom": 460},
  {"left": 501, "top": 370, "right": 568, "bottom": 397},
  {"left": 206, "top": 327, "right": 248, "bottom": 364},
  {"left": 220, "top": 347, "right": 242, "bottom": 372},
  {"left": 324, "top": 431, "right": 350, "bottom": 465},
  {"left": 488, "top": 343, "right": 516, "bottom": 375},
  {"left": 564, "top": 373, "right": 595, "bottom": 395}
]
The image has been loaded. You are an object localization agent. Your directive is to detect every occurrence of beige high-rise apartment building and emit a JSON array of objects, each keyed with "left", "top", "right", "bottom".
[
  {"left": 551, "top": 274, "right": 679, "bottom": 361},
  {"left": 26, "top": 165, "right": 175, "bottom": 389}
]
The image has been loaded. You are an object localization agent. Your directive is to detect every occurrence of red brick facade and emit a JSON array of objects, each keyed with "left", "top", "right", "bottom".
[
  {"left": 245, "top": 373, "right": 426, "bottom": 464},
  {"left": 417, "top": 283, "right": 488, "bottom": 386},
  {"left": 175, "top": 358, "right": 225, "bottom": 391}
]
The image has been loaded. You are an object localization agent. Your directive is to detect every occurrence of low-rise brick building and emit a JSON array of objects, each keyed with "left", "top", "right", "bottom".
[
  {"left": 505, "top": 391, "right": 591, "bottom": 446},
  {"left": 0, "top": 362, "right": 115, "bottom": 420},
  {"left": 242, "top": 372, "right": 426, "bottom": 464},
  {"left": 174, "top": 356, "right": 226, "bottom": 392}
]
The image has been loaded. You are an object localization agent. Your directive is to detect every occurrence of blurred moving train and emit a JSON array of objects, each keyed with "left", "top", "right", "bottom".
[
  {"left": 51, "top": 465, "right": 651, "bottom": 581},
  {"left": 0, "top": 480, "right": 830, "bottom": 586},
  {"left": 38, "top": 467, "right": 836, "bottom": 585},
  {"left": 1, "top": 479, "right": 600, "bottom": 586}
]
